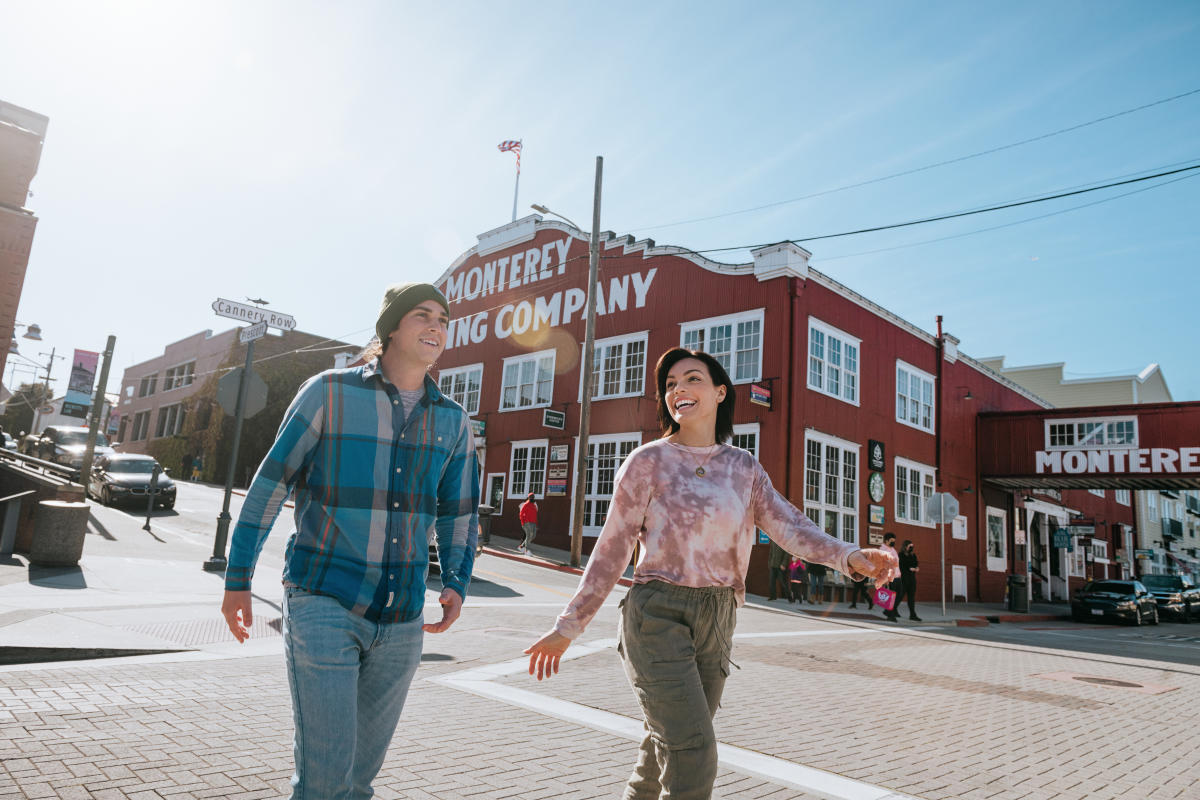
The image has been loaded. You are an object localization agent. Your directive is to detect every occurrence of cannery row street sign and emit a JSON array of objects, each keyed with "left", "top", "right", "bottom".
[{"left": 212, "top": 298, "right": 297, "bottom": 331}]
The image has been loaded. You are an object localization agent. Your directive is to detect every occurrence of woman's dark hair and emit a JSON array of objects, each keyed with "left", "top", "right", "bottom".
[
  {"left": 902, "top": 539, "right": 913, "bottom": 551},
  {"left": 654, "top": 347, "right": 736, "bottom": 443}
]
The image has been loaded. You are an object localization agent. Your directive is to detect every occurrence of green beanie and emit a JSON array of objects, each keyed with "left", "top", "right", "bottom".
[{"left": 376, "top": 282, "right": 451, "bottom": 343}]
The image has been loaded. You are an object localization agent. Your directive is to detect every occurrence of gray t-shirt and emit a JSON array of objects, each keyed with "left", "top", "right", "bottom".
[{"left": 397, "top": 388, "right": 424, "bottom": 423}]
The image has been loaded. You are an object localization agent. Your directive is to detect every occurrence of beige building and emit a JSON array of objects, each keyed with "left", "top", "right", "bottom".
[{"left": 982, "top": 357, "right": 1199, "bottom": 581}]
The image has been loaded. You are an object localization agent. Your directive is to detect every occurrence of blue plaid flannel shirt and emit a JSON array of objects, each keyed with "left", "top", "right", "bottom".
[{"left": 225, "top": 361, "right": 479, "bottom": 623}]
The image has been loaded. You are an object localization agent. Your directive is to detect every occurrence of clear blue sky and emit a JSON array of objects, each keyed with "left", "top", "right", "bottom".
[{"left": 4, "top": 1, "right": 1198, "bottom": 401}]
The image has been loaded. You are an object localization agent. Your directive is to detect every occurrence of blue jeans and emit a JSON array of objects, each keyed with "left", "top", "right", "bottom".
[{"left": 283, "top": 589, "right": 424, "bottom": 799}]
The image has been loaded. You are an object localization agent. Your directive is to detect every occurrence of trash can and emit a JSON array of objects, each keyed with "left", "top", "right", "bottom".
[
  {"left": 1007, "top": 574, "right": 1028, "bottom": 613},
  {"left": 477, "top": 504, "right": 495, "bottom": 546},
  {"left": 29, "top": 500, "right": 90, "bottom": 567}
]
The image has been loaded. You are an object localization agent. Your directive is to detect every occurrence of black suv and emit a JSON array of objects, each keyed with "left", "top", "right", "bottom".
[
  {"left": 1138, "top": 574, "right": 1200, "bottom": 623},
  {"left": 21, "top": 425, "right": 115, "bottom": 469}
]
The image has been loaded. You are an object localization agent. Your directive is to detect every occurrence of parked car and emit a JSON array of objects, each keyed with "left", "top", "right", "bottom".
[
  {"left": 87, "top": 453, "right": 176, "bottom": 509},
  {"left": 21, "top": 425, "right": 115, "bottom": 469},
  {"left": 1072, "top": 580, "right": 1158, "bottom": 625},
  {"left": 1138, "top": 574, "right": 1200, "bottom": 623},
  {"left": 0, "top": 431, "right": 17, "bottom": 451}
]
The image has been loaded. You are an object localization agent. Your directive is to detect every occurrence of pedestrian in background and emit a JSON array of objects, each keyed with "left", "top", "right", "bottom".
[
  {"left": 789, "top": 556, "right": 807, "bottom": 604},
  {"left": 519, "top": 492, "right": 538, "bottom": 552},
  {"left": 848, "top": 572, "right": 874, "bottom": 610},
  {"left": 525, "top": 347, "right": 897, "bottom": 800},
  {"left": 220, "top": 282, "right": 479, "bottom": 799},
  {"left": 896, "top": 539, "right": 921, "bottom": 621},
  {"left": 806, "top": 560, "right": 827, "bottom": 603},
  {"left": 766, "top": 539, "right": 792, "bottom": 601},
  {"left": 881, "top": 532, "right": 901, "bottom": 621}
]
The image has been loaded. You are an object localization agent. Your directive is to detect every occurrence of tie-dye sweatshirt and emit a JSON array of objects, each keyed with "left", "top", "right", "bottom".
[{"left": 555, "top": 438, "right": 862, "bottom": 639}]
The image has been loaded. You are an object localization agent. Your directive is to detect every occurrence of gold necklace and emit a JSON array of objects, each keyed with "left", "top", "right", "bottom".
[{"left": 672, "top": 438, "right": 719, "bottom": 477}]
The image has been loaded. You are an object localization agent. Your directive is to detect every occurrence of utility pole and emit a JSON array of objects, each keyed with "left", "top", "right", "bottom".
[
  {"left": 80, "top": 335, "right": 116, "bottom": 481},
  {"left": 569, "top": 156, "right": 603, "bottom": 568},
  {"left": 204, "top": 337, "right": 255, "bottom": 572},
  {"left": 32, "top": 347, "right": 63, "bottom": 431}
]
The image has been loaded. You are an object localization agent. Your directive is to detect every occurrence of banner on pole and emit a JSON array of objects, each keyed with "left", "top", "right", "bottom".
[{"left": 62, "top": 349, "right": 99, "bottom": 418}]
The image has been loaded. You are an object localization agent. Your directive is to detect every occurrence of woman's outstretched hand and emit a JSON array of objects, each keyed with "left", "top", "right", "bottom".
[
  {"left": 524, "top": 630, "right": 571, "bottom": 680},
  {"left": 848, "top": 547, "right": 900, "bottom": 586}
]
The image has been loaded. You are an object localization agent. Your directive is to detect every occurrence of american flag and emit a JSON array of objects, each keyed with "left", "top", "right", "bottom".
[{"left": 498, "top": 139, "right": 522, "bottom": 172}]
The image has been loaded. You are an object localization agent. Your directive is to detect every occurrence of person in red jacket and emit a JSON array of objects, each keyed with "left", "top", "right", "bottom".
[{"left": 519, "top": 492, "right": 538, "bottom": 552}]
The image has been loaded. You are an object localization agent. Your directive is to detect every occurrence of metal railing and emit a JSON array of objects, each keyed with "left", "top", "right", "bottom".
[{"left": 0, "top": 448, "right": 82, "bottom": 483}]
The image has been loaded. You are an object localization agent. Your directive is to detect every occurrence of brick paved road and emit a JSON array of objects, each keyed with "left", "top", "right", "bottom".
[{"left": 3, "top": 554, "right": 1199, "bottom": 799}]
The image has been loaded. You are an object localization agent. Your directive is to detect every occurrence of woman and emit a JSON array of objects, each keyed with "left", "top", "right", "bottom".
[
  {"left": 525, "top": 348, "right": 897, "bottom": 800},
  {"left": 893, "top": 539, "right": 921, "bottom": 621}
]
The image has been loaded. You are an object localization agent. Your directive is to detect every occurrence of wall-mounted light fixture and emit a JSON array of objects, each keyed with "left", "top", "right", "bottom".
[{"left": 957, "top": 386, "right": 974, "bottom": 400}]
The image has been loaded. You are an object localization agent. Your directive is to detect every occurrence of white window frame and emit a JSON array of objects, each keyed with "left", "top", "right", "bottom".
[
  {"left": 1088, "top": 488, "right": 1106, "bottom": 498},
  {"left": 138, "top": 373, "right": 158, "bottom": 398},
  {"left": 1115, "top": 489, "right": 1131, "bottom": 506},
  {"left": 163, "top": 361, "right": 196, "bottom": 391},
  {"left": 581, "top": 432, "right": 642, "bottom": 536},
  {"left": 154, "top": 402, "right": 186, "bottom": 438},
  {"left": 438, "top": 362, "right": 484, "bottom": 415},
  {"left": 508, "top": 439, "right": 549, "bottom": 499},
  {"left": 131, "top": 410, "right": 151, "bottom": 441},
  {"left": 895, "top": 360, "right": 935, "bottom": 434},
  {"left": 500, "top": 349, "right": 556, "bottom": 412},
  {"left": 803, "top": 430, "right": 859, "bottom": 545},
  {"left": 1147, "top": 491, "right": 1159, "bottom": 522},
  {"left": 985, "top": 506, "right": 1008, "bottom": 572},
  {"left": 806, "top": 317, "right": 860, "bottom": 406},
  {"left": 732, "top": 422, "right": 760, "bottom": 459},
  {"left": 584, "top": 331, "right": 648, "bottom": 401},
  {"left": 1044, "top": 416, "right": 1138, "bottom": 450},
  {"left": 894, "top": 457, "right": 935, "bottom": 528},
  {"left": 679, "top": 309, "right": 764, "bottom": 384}
]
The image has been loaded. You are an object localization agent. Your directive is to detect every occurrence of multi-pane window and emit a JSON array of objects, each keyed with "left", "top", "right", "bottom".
[
  {"left": 807, "top": 318, "right": 859, "bottom": 405},
  {"left": 508, "top": 441, "right": 548, "bottom": 498},
  {"left": 1088, "top": 488, "right": 1106, "bottom": 498},
  {"left": 680, "top": 310, "right": 763, "bottom": 383},
  {"left": 1045, "top": 416, "right": 1137, "bottom": 450},
  {"left": 896, "top": 361, "right": 934, "bottom": 433},
  {"left": 582, "top": 435, "right": 640, "bottom": 531},
  {"left": 590, "top": 334, "right": 647, "bottom": 400},
  {"left": 138, "top": 374, "right": 158, "bottom": 398},
  {"left": 803, "top": 432, "right": 858, "bottom": 544},
  {"left": 131, "top": 410, "right": 151, "bottom": 441},
  {"left": 895, "top": 458, "right": 935, "bottom": 526},
  {"left": 1115, "top": 489, "right": 1131, "bottom": 506},
  {"left": 501, "top": 350, "right": 555, "bottom": 411},
  {"left": 732, "top": 423, "right": 759, "bottom": 458},
  {"left": 1147, "top": 492, "right": 1159, "bottom": 521},
  {"left": 164, "top": 362, "right": 195, "bottom": 391},
  {"left": 155, "top": 403, "right": 186, "bottom": 438},
  {"left": 438, "top": 364, "right": 483, "bottom": 415}
]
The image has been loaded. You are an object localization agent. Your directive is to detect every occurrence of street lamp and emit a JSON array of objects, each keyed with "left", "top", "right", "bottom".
[
  {"left": 531, "top": 157, "right": 604, "bottom": 567},
  {"left": 530, "top": 204, "right": 583, "bottom": 231}
]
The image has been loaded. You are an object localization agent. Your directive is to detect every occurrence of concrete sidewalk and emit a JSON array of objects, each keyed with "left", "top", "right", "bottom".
[{"left": 0, "top": 514, "right": 1069, "bottom": 665}]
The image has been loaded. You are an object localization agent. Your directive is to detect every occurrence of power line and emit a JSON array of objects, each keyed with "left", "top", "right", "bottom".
[
  {"left": 685, "top": 162, "right": 1200, "bottom": 255},
  {"left": 624, "top": 87, "right": 1200, "bottom": 233},
  {"left": 810, "top": 170, "right": 1200, "bottom": 264}
]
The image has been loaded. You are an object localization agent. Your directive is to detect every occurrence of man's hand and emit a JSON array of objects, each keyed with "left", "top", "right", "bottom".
[
  {"left": 422, "top": 587, "right": 463, "bottom": 633},
  {"left": 222, "top": 589, "right": 253, "bottom": 643},
  {"left": 524, "top": 630, "right": 571, "bottom": 681},
  {"left": 848, "top": 548, "right": 899, "bottom": 586}
]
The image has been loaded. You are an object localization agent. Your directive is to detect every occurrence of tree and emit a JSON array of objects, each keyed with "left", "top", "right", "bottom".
[{"left": 0, "top": 382, "right": 53, "bottom": 438}]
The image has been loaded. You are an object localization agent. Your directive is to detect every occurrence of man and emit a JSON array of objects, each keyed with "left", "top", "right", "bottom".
[
  {"left": 220, "top": 282, "right": 479, "bottom": 799},
  {"left": 519, "top": 491, "right": 538, "bottom": 552},
  {"left": 766, "top": 539, "right": 792, "bottom": 602},
  {"left": 805, "top": 559, "right": 827, "bottom": 603},
  {"left": 880, "top": 532, "right": 901, "bottom": 621}
]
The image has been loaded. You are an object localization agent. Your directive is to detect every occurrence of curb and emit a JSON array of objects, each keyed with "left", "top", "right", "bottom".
[
  {"left": 0, "top": 646, "right": 188, "bottom": 666},
  {"left": 479, "top": 545, "right": 634, "bottom": 587}
]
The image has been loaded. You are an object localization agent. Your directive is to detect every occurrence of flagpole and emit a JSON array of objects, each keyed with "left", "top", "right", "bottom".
[{"left": 511, "top": 167, "right": 519, "bottom": 222}]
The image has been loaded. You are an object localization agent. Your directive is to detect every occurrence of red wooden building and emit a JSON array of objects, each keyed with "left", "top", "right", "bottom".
[{"left": 431, "top": 215, "right": 1196, "bottom": 603}]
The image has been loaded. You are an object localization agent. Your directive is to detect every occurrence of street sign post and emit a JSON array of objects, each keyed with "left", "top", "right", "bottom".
[
  {"left": 926, "top": 492, "right": 960, "bottom": 617},
  {"left": 205, "top": 299, "right": 296, "bottom": 572}
]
